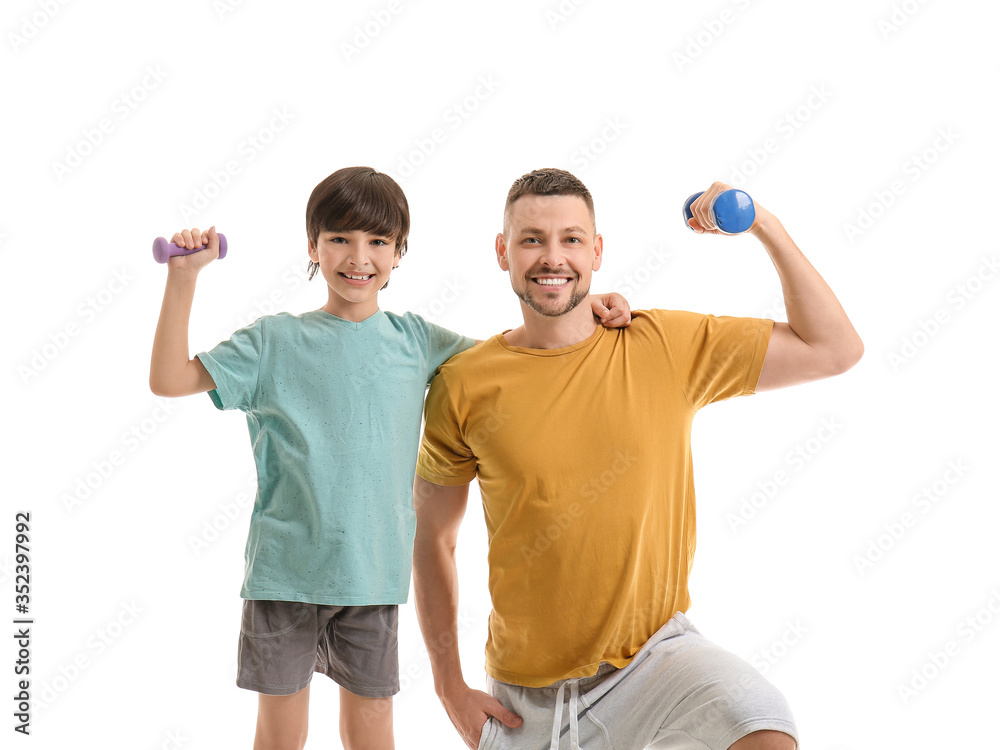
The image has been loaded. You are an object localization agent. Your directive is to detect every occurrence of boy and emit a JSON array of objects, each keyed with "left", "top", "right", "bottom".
[{"left": 148, "top": 166, "right": 630, "bottom": 750}]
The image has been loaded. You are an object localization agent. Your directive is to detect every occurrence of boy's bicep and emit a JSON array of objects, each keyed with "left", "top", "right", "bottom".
[{"left": 184, "top": 357, "right": 217, "bottom": 395}]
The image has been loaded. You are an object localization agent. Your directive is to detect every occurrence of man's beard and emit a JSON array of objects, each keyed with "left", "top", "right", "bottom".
[{"left": 514, "top": 277, "right": 590, "bottom": 318}]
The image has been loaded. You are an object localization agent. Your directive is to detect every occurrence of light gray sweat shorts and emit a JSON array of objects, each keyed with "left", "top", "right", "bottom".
[{"left": 478, "top": 611, "right": 798, "bottom": 750}]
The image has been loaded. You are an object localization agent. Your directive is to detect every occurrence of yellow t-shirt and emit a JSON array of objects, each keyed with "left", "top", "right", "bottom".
[{"left": 416, "top": 309, "right": 773, "bottom": 687}]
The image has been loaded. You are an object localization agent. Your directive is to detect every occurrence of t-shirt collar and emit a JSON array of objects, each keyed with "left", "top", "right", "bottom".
[{"left": 495, "top": 322, "right": 604, "bottom": 357}]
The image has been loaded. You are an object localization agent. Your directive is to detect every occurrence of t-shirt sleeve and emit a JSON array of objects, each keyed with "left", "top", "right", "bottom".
[
  {"left": 195, "top": 317, "right": 265, "bottom": 412},
  {"left": 408, "top": 314, "right": 476, "bottom": 383},
  {"left": 656, "top": 309, "right": 773, "bottom": 410},
  {"left": 416, "top": 369, "right": 477, "bottom": 486}
]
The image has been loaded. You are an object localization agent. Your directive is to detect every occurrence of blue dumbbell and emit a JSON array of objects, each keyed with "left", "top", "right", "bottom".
[{"left": 683, "top": 189, "right": 755, "bottom": 234}]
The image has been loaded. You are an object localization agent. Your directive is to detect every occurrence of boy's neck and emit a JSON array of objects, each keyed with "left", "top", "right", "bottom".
[
  {"left": 503, "top": 301, "right": 597, "bottom": 350},
  {"left": 320, "top": 294, "right": 380, "bottom": 323}
]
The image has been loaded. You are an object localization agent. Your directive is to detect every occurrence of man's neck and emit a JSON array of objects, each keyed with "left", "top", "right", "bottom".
[{"left": 504, "top": 303, "right": 598, "bottom": 350}]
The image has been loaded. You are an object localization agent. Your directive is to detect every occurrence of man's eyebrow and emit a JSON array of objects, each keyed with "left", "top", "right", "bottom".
[{"left": 518, "top": 226, "right": 589, "bottom": 235}]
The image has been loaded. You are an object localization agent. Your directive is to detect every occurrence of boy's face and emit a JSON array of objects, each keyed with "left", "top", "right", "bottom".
[
  {"left": 308, "top": 230, "right": 399, "bottom": 320},
  {"left": 496, "top": 194, "right": 603, "bottom": 318}
]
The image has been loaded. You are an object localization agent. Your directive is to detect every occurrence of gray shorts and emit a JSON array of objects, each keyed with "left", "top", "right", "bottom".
[
  {"left": 479, "top": 612, "right": 798, "bottom": 750},
  {"left": 237, "top": 599, "right": 399, "bottom": 697}
]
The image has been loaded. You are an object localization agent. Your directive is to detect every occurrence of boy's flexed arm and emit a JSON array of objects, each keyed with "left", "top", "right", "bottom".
[
  {"left": 149, "top": 227, "right": 221, "bottom": 397},
  {"left": 413, "top": 476, "right": 522, "bottom": 749}
]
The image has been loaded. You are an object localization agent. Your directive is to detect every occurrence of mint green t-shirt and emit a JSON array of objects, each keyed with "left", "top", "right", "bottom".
[{"left": 196, "top": 309, "right": 475, "bottom": 605}]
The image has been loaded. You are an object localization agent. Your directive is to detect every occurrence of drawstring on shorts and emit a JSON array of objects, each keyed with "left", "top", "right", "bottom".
[{"left": 550, "top": 678, "right": 581, "bottom": 749}]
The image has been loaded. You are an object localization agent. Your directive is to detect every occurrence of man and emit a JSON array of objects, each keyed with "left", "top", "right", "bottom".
[{"left": 413, "top": 169, "right": 863, "bottom": 750}]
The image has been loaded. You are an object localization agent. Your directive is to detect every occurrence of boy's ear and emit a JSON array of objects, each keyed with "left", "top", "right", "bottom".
[{"left": 307, "top": 238, "right": 318, "bottom": 262}]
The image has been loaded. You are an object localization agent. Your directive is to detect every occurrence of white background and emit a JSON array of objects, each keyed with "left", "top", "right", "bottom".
[{"left": 3, "top": 0, "right": 999, "bottom": 748}]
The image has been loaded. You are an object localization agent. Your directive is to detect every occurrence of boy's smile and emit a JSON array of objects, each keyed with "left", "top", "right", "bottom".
[{"left": 309, "top": 230, "right": 399, "bottom": 321}]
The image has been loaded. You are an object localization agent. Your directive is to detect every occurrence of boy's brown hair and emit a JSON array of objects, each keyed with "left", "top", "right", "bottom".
[{"left": 306, "top": 167, "right": 409, "bottom": 287}]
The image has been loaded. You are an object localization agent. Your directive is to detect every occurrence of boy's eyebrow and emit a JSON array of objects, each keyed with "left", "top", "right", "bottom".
[{"left": 322, "top": 229, "right": 392, "bottom": 238}]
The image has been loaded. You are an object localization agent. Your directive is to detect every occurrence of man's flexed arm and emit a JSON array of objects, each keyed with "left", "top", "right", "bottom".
[
  {"left": 688, "top": 184, "right": 864, "bottom": 391},
  {"left": 413, "top": 476, "right": 522, "bottom": 749}
]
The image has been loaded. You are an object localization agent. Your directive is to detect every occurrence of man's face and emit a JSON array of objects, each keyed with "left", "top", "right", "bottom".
[{"left": 497, "top": 194, "right": 603, "bottom": 318}]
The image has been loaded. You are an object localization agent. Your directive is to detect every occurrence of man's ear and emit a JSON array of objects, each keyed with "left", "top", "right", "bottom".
[
  {"left": 592, "top": 233, "right": 604, "bottom": 271},
  {"left": 495, "top": 232, "right": 509, "bottom": 271}
]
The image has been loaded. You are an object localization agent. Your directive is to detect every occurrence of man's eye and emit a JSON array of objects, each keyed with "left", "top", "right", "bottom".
[
  {"left": 565, "top": 237, "right": 581, "bottom": 243},
  {"left": 523, "top": 237, "right": 540, "bottom": 244}
]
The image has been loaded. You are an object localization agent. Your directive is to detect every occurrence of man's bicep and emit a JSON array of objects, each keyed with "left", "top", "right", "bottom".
[
  {"left": 756, "top": 322, "right": 839, "bottom": 392},
  {"left": 414, "top": 476, "right": 470, "bottom": 545}
]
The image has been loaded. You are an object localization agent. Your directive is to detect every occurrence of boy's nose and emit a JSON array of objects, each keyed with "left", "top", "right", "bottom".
[{"left": 347, "top": 244, "right": 370, "bottom": 265}]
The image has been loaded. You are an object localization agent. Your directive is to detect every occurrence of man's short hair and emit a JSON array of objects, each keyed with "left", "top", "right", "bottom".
[{"left": 503, "top": 168, "right": 595, "bottom": 237}]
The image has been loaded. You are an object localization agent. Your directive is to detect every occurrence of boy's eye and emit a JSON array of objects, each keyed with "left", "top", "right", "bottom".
[{"left": 371, "top": 239, "right": 387, "bottom": 246}]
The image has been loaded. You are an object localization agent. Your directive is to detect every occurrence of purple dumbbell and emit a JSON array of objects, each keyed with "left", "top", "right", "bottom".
[{"left": 152, "top": 234, "right": 228, "bottom": 263}]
